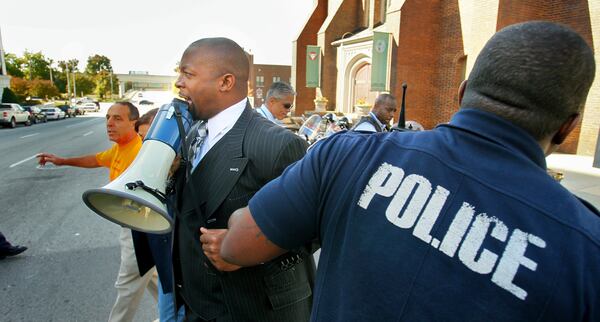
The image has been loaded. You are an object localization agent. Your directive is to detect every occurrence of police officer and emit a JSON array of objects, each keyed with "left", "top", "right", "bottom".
[{"left": 219, "top": 21, "right": 599, "bottom": 321}]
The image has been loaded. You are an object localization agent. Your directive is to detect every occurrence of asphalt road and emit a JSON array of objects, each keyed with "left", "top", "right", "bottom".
[{"left": 0, "top": 107, "right": 158, "bottom": 321}]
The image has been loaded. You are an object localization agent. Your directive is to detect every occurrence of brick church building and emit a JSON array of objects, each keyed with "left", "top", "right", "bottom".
[{"left": 291, "top": 0, "right": 600, "bottom": 155}]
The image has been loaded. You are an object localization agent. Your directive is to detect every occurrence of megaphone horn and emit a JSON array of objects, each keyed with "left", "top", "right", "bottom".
[{"left": 82, "top": 99, "right": 193, "bottom": 233}]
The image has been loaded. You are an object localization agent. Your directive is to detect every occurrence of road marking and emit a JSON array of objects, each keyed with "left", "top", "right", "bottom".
[
  {"left": 20, "top": 133, "right": 40, "bottom": 139},
  {"left": 66, "top": 119, "right": 102, "bottom": 128},
  {"left": 83, "top": 131, "right": 93, "bottom": 137},
  {"left": 9, "top": 154, "right": 39, "bottom": 168}
]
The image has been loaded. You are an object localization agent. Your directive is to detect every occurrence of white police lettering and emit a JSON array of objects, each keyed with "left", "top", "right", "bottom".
[
  {"left": 358, "top": 163, "right": 547, "bottom": 300},
  {"left": 491, "top": 229, "right": 546, "bottom": 300},
  {"left": 386, "top": 174, "right": 432, "bottom": 228},
  {"left": 358, "top": 162, "right": 404, "bottom": 209},
  {"left": 458, "top": 214, "right": 508, "bottom": 274},
  {"left": 413, "top": 185, "right": 450, "bottom": 245},
  {"left": 439, "top": 202, "right": 475, "bottom": 256}
]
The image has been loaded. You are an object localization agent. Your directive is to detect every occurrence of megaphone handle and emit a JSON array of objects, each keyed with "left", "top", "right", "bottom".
[{"left": 173, "top": 105, "right": 192, "bottom": 179}]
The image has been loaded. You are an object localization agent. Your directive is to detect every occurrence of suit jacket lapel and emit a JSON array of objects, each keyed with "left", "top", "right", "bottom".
[{"left": 186, "top": 102, "right": 253, "bottom": 220}]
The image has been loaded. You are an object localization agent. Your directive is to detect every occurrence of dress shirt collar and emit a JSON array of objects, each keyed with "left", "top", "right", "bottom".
[
  {"left": 258, "top": 104, "right": 276, "bottom": 122},
  {"left": 369, "top": 111, "right": 386, "bottom": 130},
  {"left": 205, "top": 98, "right": 247, "bottom": 143}
]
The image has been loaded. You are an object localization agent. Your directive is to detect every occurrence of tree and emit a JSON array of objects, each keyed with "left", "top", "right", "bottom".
[
  {"left": 94, "top": 70, "right": 115, "bottom": 99},
  {"left": 28, "top": 79, "right": 60, "bottom": 99},
  {"left": 10, "top": 77, "right": 29, "bottom": 98},
  {"left": 22, "top": 50, "right": 51, "bottom": 80},
  {"left": 58, "top": 59, "right": 80, "bottom": 96},
  {"left": 86, "top": 54, "right": 112, "bottom": 75},
  {"left": 1, "top": 88, "right": 20, "bottom": 103},
  {"left": 73, "top": 73, "right": 95, "bottom": 96},
  {"left": 4, "top": 53, "right": 25, "bottom": 78}
]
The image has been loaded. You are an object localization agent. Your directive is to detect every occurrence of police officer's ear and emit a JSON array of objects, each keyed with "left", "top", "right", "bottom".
[
  {"left": 458, "top": 80, "right": 468, "bottom": 105},
  {"left": 551, "top": 114, "right": 580, "bottom": 146}
]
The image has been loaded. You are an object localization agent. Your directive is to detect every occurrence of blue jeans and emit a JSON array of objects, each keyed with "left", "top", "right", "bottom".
[{"left": 158, "top": 278, "right": 185, "bottom": 321}]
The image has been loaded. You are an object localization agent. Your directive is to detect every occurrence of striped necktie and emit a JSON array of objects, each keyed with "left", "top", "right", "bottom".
[{"left": 187, "top": 121, "right": 208, "bottom": 171}]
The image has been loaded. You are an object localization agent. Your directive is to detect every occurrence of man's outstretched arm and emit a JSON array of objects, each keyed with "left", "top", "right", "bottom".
[
  {"left": 220, "top": 207, "right": 287, "bottom": 266},
  {"left": 38, "top": 153, "right": 100, "bottom": 168}
]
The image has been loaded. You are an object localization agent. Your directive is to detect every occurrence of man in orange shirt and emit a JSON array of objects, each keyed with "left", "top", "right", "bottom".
[{"left": 38, "top": 102, "right": 159, "bottom": 322}]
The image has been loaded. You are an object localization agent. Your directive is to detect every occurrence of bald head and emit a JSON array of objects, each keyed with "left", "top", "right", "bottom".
[
  {"left": 461, "top": 21, "right": 595, "bottom": 140},
  {"left": 176, "top": 37, "right": 250, "bottom": 120},
  {"left": 185, "top": 38, "right": 250, "bottom": 89}
]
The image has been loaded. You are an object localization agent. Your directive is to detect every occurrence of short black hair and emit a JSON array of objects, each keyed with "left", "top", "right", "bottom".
[
  {"left": 374, "top": 93, "right": 397, "bottom": 108},
  {"left": 135, "top": 108, "right": 158, "bottom": 132},
  {"left": 115, "top": 101, "right": 140, "bottom": 121},
  {"left": 461, "top": 21, "right": 595, "bottom": 140}
]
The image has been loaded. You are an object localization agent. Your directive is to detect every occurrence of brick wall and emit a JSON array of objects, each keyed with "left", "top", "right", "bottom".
[
  {"left": 433, "top": 0, "right": 464, "bottom": 125},
  {"left": 293, "top": 0, "right": 328, "bottom": 116},
  {"left": 318, "top": 0, "right": 363, "bottom": 111},
  {"left": 393, "top": 0, "right": 441, "bottom": 129},
  {"left": 496, "top": 0, "right": 595, "bottom": 154},
  {"left": 583, "top": 0, "right": 600, "bottom": 156},
  {"left": 252, "top": 64, "right": 291, "bottom": 107},
  {"left": 292, "top": 0, "right": 599, "bottom": 154}
]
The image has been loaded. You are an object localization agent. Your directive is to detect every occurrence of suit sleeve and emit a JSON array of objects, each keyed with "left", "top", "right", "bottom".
[
  {"left": 248, "top": 138, "right": 322, "bottom": 250},
  {"left": 271, "top": 135, "right": 309, "bottom": 178}
]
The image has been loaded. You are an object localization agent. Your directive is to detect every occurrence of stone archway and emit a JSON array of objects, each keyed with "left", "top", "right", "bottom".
[{"left": 343, "top": 54, "right": 373, "bottom": 114}]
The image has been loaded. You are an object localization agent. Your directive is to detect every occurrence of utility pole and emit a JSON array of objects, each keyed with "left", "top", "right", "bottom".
[
  {"left": 48, "top": 59, "right": 54, "bottom": 84},
  {"left": 72, "top": 71, "right": 77, "bottom": 98},
  {"left": 109, "top": 70, "right": 114, "bottom": 99},
  {"left": 0, "top": 27, "right": 6, "bottom": 76},
  {"left": 66, "top": 66, "right": 71, "bottom": 98}
]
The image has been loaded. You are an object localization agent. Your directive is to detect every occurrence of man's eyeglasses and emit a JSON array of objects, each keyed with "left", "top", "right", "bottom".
[{"left": 283, "top": 103, "right": 293, "bottom": 109}]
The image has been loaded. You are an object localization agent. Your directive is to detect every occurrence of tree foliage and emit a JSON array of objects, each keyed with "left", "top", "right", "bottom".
[
  {"left": 8, "top": 77, "right": 59, "bottom": 99},
  {"left": 4, "top": 53, "right": 25, "bottom": 78},
  {"left": 73, "top": 73, "right": 95, "bottom": 96},
  {"left": 28, "top": 79, "right": 60, "bottom": 98},
  {"left": 10, "top": 77, "right": 29, "bottom": 98},
  {"left": 22, "top": 50, "right": 52, "bottom": 80},
  {"left": 5, "top": 51, "right": 117, "bottom": 98},
  {"left": 86, "top": 54, "right": 112, "bottom": 75}
]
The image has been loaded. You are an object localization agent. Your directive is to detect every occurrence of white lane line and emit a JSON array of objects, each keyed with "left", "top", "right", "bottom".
[
  {"left": 20, "top": 133, "right": 40, "bottom": 139},
  {"left": 66, "top": 119, "right": 102, "bottom": 128},
  {"left": 83, "top": 131, "right": 93, "bottom": 137},
  {"left": 9, "top": 154, "right": 39, "bottom": 168}
]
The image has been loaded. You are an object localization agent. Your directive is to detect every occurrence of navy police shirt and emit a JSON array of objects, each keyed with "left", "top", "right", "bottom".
[{"left": 249, "top": 108, "right": 600, "bottom": 322}]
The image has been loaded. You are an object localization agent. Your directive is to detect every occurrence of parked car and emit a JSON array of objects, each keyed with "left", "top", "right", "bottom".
[
  {"left": 78, "top": 102, "right": 99, "bottom": 112},
  {"left": 23, "top": 105, "right": 48, "bottom": 124},
  {"left": 0, "top": 103, "right": 31, "bottom": 128},
  {"left": 40, "top": 107, "right": 66, "bottom": 120},
  {"left": 58, "top": 105, "right": 76, "bottom": 118}
]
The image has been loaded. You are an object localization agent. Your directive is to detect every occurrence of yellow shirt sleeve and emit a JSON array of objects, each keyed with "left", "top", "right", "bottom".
[{"left": 96, "top": 144, "right": 117, "bottom": 168}]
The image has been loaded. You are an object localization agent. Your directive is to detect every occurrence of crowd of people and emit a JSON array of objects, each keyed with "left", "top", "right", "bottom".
[{"left": 3, "top": 20, "right": 597, "bottom": 322}]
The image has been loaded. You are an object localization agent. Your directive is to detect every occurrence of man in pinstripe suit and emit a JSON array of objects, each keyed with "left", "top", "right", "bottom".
[{"left": 172, "top": 37, "right": 314, "bottom": 322}]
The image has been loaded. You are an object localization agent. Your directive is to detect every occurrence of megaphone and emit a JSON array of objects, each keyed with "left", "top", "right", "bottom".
[{"left": 82, "top": 99, "right": 193, "bottom": 233}]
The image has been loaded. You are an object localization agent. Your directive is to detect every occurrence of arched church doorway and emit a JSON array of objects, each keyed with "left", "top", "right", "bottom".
[{"left": 352, "top": 63, "right": 378, "bottom": 110}]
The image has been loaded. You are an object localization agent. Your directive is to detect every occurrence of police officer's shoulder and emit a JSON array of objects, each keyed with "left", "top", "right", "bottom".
[{"left": 577, "top": 197, "right": 600, "bottom": 219}]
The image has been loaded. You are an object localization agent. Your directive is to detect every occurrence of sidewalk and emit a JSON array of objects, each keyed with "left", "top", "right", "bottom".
[{"left": 546, "top": 153, "right": 600, "bottom": 208}]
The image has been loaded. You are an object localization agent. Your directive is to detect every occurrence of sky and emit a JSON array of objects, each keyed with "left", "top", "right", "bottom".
[{"left": 1, "top": 0, "right": 314, "bottom": 75}]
